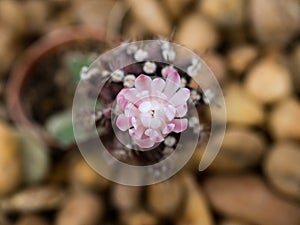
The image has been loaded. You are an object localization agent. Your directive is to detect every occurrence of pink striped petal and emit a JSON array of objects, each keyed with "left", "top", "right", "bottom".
[
  {"left": 162, "top": 123, "right": 175, "bottom": 134},
  {"left": 175, "top": 104, "right": 188, "bottom": 117},
  {"left": 172, "top": 118, "right": 188, "bottom": 133},
  {"left": 170, "top": 88, "right": 190, "bottom": 106},
  {"left": 117, "top": 89, "right": 129, "bottom": 111},
  {"left": 131, "top": 117, "right": 138, "bottom": 129},
  {"left": 145, "top": 129, "right": 164, "bottom": 142},
  {"left": 124, "top": 103, "right": 139, "bottom": 117},
  {"left": 163, "top": 69, "right": 180, "bottom": 97},
  {"left": 129, "top": 126, "right": 144, "bottom": 139},
  {"left": 151, "top": 78, "right": 166, "bottom": 93},
  {"left": 116, "top": 115, "right": 132, "bottom": 131},
  {"left": 165, "top": 105, "right": 176, "bottom": 121},
  {"left": 135, "top": 74, "right": 152, "bottom": 91},
  {"left": 134, "top": 137, "right": 155, "bottom": 148},
  {"left": 125, "top": 88, "right": 139, "bottom": 103}
]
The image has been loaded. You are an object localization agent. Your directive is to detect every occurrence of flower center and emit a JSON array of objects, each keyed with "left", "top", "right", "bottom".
[{"left": 150, "top": 109, "right": 155, "bottom": 118}]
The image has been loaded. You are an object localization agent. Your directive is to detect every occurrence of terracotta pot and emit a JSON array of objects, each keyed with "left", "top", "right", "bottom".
[{"left": 6, "top": 26, "right": 117, "bottom": 148}]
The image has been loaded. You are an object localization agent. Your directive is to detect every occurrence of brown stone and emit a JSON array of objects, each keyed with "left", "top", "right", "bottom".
[
  {"left": 55, "top": 191, "right": 103, "bottom": 225},
  {"left": 269, "top": 98, "right": 300, "bottom": 140},
  {"left": 289, "top": 43, "right": 300, "bottom": 94},
  {"left": 0, "top": 121, "right": 21, "bottom": 196},
  {"left": 227, "top": 45, "right": 258, "bottom": 75},
  {"left": 218, "top": 83, "right": 264, "bottom": 126},
  {"left": 202, "top": 52, "right": 227, "bottom": 85},
  {"left": 249, "top": 0, "right": 300, "bottom": 47},
  {"left": 1, "top": 186, "right": 65, "bottom": 212},
  {"left": 264, "top": 142, "right": 300, "bottom": 201},
  {"left": 209, "top": 127, "right": 266, "bottom": 172},
  {"left": 163, "top": 0, "right": 194, "bottom": 19},
  {"left": 0, "top": 0, "right": 27, "bottom": 34},
  {"left": 204, "top": 175, "right": 300, "bottom": 225},
  {"left": 111, "top": 184, "right": 141, "bottom": 212},
  {"left": 0, "top": 28, "right": 19, "bottom": 76},
  {"left": 177, "top": 173, "right": 214, "bottom": 225},
  {"left": 175, "top": 14, "right": 219, "bottom": 53},
  {"left": 147, "top": 176, "right": 184, "bottom": 217},
  {"left": 121, "top": 210, "right": 158, "bottom": 225},
  {"left": 127, "top": 0, "right": 171, "bottom": 36},
  {"left": 16, "top": 215, "right": 49, "bottom": 225},
  {"left": 245, "top": 57, "right": 292, "bottom": 104},
  {"left": 200, "top": 0, "right": 245, "bottom": 28},
  {"left": 69, "top": 157, "right": 109, "bottom": 191}
]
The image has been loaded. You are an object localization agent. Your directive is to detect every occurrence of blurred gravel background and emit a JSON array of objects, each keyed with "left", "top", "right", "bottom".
[{"left": 0, "top": 0, "right": 300, "bottom": 225}]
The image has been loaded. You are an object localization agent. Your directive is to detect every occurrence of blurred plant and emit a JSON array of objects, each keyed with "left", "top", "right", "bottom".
[{"left": 45, "top": 52, "right": 96, "bottom": 147}]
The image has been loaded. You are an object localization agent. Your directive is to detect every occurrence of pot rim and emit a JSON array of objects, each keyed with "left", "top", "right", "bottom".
[{"left": 6, "top": 26, "right": 117, "bottom": 148}]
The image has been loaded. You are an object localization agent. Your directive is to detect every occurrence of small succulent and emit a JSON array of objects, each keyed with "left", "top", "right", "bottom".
[{"left": 76, "top": 40, "right": 212, "bottom": 166}]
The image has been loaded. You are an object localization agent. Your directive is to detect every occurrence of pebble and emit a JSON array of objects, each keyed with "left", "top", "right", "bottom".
[
  {"left": 121, "top": 210, "right": 158, "bottom": 225},
  {"left": 55, "top": 191, "right": 103, "bottom": 225},
  {"left": 264, "top": 142, "right": 300, "bottom": 201},
  {"left": 111, "top": 184, "right": 141, "bottom": 212},
  {"left": 24, "top": 0, "right": 50, "bottom": 33},
  {"left": 72, "top": 0, "right": 115, "bottom": 29},
  {"left": 1, "top": 186, "right": 65, "bottom": 213},
  {"left": 163, "top": 0, "right": 194, "bottom": 19},
  {"left": 269, "top": 98, "right": 300, "bottom": 140},
  {"left": 0, "top": 0, "right": 27, "bottom": 35},
  {"left": 127, "top": 0, "right": 171, "bottom": 36},
  {"left": 209, "top": 127, "right": 266, "bottom": 172},
  {"left": 15, "top": 215, "right": 49, "bottom": 225},
  {"left": 177, "top": 173, "right": 214, "bottom": 225},
  {"left": 175, "top": 14, "right": 219, "bottom": 53},
  {"left": 69, "top": 157, "right": 109, "bottom": 191},
  {"left": 249, "top": 0, "right": 300, "bottom": 47},
  {"left": 220, "top": 83, "right": 264, "bottom": 126},
  {"left": 202, "top": 52, "right": 227, "bottom": 85},
  {"left": 19, "top": 131, "right": 50, "bottom": 184},
  {"left": 245, "top": 56, "right": 292, "bottom": 104},
  {"left": 227, "top": 45, "right": 258, "bottom": 75},
  {"left": 200, "top": 0, "right": 245, "bottom": 28},
  {"left": 147, "top": 176, "right": 184, "bottom": 217},
  {"left": 289, "top": 43, "right": 300, "bottom": 93},
  {"left": 219, "top": 220, "right": 252, "bottom": 225},
  {"left": 0, "top": 212, "right": 10, "bottom": 225},
  {"left": 0, "top": 121, "right": 21, "bottom": 196},
  {"left": 204, "top": 175, "right": 300, "bottom": 225},
  {"left": 0, "top": 28, "right": 19, "bottom": 76}
]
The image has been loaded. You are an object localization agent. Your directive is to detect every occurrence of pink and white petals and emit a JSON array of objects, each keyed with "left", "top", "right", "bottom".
[{"left": 116, "top": 70, "right": 190, "bottom": 148}]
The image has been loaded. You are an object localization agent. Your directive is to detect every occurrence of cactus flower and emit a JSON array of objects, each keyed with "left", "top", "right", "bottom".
[{"left": 116, "top": 68, "right": 190, "bottom": 148}]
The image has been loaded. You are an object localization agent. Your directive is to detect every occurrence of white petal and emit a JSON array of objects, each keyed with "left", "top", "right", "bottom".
[
  {"left": 165, "top": 105, "right": 176, "bottom": 121},
  {"left": 116, "top": 115, "right": 131, "bottom": 131},
  {"left": 170, "top": 88, "right": 190, "bottom": 106},
  {"left": 139, "top": 101, "right": 152, "bottom": 113},
  {"left": 163, "top": 69, "right": 180, "bottom": 97},
  {"left": 135, "top": 74, "right": 152, "bottom": 91},
  {"left": 173, "top": 118, "right": 188, "bottom": 133},
  {"left": 151, "top": 78, "right": 165, "bottom": 93},
  {"left": 162, "top": 123, "right": 175, "bottom": 134},
  {"left": 141, "top": 115, "right": 152, "bottom": 127},
  {"left": 150, "top": 118, "right": 162, "bottom": 129},
  {"left": 175, "top": 104, "right": 188, "bottom": 117}
]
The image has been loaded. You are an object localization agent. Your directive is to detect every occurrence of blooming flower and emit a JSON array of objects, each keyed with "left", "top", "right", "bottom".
[{"left": 116, "top": 69, "right": 190, "bottom": 148}]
